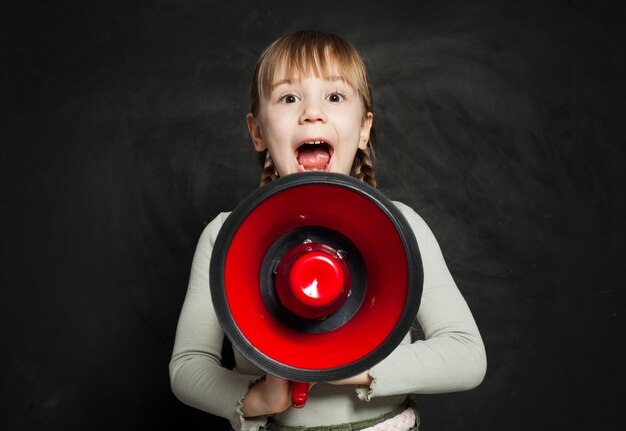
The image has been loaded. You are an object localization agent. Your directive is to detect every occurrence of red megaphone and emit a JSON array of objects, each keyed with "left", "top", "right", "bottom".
[{"left": 210, "top": 172, "right": 422, "bottom": 408}]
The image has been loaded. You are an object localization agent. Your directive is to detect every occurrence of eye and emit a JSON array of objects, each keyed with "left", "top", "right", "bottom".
[
  {"left": 279, "top": 93, "right": 300, "bottom": 104},
  {"left": 327, "top": 92, "right": 345, "bottom": 103}
]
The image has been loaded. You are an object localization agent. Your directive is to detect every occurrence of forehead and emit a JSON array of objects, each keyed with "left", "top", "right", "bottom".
[
  {"left": 272, "top": 56, "right": 347, "bottom": 82},
  {"left": 265, "top": 61, "right": 357, "bottom": 94}
]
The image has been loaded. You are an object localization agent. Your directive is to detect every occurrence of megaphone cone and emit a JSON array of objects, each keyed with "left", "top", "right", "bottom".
[{"left": 210, "top": 172, "right": 422, "bottom": 407}]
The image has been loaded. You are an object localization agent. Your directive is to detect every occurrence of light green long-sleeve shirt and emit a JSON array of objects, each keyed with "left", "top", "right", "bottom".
[{"left": 169, "top": 201, "right": 486, "bottom": 430}]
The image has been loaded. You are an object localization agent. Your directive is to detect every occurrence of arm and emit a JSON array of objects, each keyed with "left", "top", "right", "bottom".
[
  {"left": 356, "top": 202, "right": 487, "bottom": 399},
  {"left": 168, "top": 213, "right": 272, "bottom": 430}
]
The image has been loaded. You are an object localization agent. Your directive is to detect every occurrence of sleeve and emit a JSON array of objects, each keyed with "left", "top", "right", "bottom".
[
  {"left": 168, "top": 213, "right": 268, "bottom": 431},
  {"left": 357, "top": 202, "right": 487, "bottom": 400}
]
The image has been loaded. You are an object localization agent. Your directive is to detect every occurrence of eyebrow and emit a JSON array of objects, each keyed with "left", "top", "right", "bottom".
[{"left": 271, "top": 75, "right": 348, "bottom": 90}]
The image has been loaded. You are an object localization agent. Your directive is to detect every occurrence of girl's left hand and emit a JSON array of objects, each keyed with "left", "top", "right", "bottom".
[
  {"left": 328, "top": 370, "right": 373, "bottom": 386},
  {"left": 241, "top": 374, "right": 292, "bottom": 417}
]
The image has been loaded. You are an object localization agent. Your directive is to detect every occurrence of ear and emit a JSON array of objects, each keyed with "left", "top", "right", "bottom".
[
  {"left": 358, "top": 112, "right": 373, "bottom": 150},
  {"left": 247, "top": 113, "right": 266, "bottom": 152}
]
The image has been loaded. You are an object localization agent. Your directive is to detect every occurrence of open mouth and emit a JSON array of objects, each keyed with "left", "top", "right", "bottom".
[{"left": 296, "top": 140, "right": 333, "bottom": 172}]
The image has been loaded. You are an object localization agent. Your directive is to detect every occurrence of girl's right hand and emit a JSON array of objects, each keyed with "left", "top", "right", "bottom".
[{"left": 241, "top": 374, "right": 292, "bottom": 417}]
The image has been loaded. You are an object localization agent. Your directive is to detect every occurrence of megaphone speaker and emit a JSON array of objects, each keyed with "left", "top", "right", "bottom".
[{"left": 210, "top": 172, "right": 423, "bottom": 407}]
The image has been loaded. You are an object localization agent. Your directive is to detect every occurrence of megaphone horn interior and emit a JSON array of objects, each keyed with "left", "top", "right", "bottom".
[{"left": 210, "top": 172, "right": 423, "bottom": 383}]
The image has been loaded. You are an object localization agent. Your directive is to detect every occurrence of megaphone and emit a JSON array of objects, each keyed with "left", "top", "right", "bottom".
[{"left": 210, "top": 172, "right": 423, "bottom": 408}]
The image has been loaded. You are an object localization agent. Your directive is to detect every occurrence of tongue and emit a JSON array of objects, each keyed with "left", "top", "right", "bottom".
[{"left": 298, "top": 146, "right": 330, "bottom": 170}]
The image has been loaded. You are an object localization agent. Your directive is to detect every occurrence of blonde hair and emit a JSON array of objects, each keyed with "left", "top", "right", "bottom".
[{"left": 250, "top": 30, "right": 377, "bottom": 187}]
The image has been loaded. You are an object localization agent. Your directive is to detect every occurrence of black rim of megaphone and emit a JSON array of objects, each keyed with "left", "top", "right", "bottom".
[{"left": 210, "top": 172, "right": 423, "bottom": 382}]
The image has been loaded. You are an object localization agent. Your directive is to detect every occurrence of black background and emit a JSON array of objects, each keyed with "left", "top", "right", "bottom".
[{"left": 3, "top": 0, "right": 625, "bottom": 429}]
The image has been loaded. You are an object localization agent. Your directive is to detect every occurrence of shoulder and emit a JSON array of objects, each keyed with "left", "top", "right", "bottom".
[
  {"left": 197, "top": 211, "right": 232, "bottom": 248},
  {"left": 391, "top": 201, "right": 429, "bottom": 231},
  {"left": 392, "top": 200, "right": 417, "bottom": 216},
  {"left": 391, "top": 200, "right": 443, "bottom": 252}
]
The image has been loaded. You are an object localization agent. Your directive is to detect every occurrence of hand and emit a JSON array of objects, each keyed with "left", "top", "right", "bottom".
[
  {"left": 328, "top": 370, "right": 373, "bottom": 386},
  {"left": 241, "top": 374, "right": 292, "bottom": 417}
]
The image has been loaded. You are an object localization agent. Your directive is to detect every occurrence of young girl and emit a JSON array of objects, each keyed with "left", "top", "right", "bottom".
[{"left": 169, "top": 30, "right": 486, "bottom": 431}]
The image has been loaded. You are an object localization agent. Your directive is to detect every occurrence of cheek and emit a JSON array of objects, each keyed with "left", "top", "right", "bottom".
[
  {"left": 262, "top": 110, "right": 290, "bottom": 135},
  {"left": 341, "top": 113, "right": 366, "bottom": 141},
  {"left": 344, "top": 106, "right": 367, "bottom": 129},
  {"left": 265, "top": 123, "right": 288, "bottom": 148}
]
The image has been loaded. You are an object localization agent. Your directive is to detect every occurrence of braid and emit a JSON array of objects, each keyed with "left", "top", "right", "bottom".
[
  {"left": 351, "top": 147, "right": 377, "bottom": 188},
  {"left": 259, "top": 150, "right": 279, "bottom": 186}
]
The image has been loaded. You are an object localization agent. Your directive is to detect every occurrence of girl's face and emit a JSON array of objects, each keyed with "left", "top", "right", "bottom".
[{"left": 247, "top": 63, "right": 373, "bottom": 178}]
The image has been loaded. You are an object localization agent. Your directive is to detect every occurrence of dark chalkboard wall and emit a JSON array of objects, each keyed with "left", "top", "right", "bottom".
[{"left": 4, "top": 0, "right": 625, "bottom": 429}]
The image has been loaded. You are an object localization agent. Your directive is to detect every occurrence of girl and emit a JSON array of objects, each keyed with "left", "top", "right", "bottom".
[{"left": 169, "top": 30, "right": 486, "bottom": 431}]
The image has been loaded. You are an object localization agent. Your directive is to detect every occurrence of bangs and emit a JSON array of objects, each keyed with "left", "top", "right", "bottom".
[{"left": 251, "top": 31, "right": 372, "bottom": 114}]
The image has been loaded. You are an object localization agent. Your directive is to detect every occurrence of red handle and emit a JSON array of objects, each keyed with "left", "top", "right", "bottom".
[{"left": 290, "top": 381, "right": 309, "bottom": 408}]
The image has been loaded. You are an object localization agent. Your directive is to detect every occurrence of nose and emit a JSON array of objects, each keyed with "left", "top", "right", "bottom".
[{"left": 299, "top": 99, "right": 327, "bottom": 124}]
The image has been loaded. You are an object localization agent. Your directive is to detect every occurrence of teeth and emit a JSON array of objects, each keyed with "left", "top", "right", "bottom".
[{"left": 303, "top": 140, "right": 325, "bottom": 145}]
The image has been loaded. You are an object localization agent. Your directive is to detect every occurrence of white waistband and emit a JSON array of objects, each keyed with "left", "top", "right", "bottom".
[{"left": 361, "top": 406, "right": 416, "bottom": 431}]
